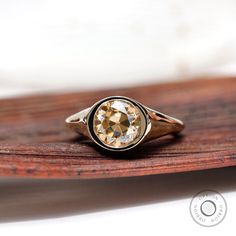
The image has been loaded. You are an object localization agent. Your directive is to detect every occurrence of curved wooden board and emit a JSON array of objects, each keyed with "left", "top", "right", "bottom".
[{"left": 0, "top": 77, "right": 236, "bottom": 179}]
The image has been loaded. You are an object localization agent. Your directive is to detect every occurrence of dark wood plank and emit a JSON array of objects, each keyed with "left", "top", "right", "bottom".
[{"left": 0, "top": 77, "right": 236, "bottom": 179}]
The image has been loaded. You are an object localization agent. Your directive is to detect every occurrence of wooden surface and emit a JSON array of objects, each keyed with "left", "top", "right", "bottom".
[{"left": 0, "top": 77, "right": 236, "bottom": 179}]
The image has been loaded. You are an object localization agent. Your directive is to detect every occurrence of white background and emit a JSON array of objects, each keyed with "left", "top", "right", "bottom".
[
  {"left": 0, "top": 168, "right": 235, "bottom": 236},
  {"left": 0, "top": 0, "right": 236, "bottom": 235},
  {"left": 1, "top": 0, "right": 236, "bottom": 96}
]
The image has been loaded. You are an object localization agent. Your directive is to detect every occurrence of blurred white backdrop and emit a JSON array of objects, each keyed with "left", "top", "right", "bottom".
[{"left": 0, "top": 0, "right": 236, "bottom": 97}]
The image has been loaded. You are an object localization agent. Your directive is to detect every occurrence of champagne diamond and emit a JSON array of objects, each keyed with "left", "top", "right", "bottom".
[{"left": 93, "top": 99, "right": 142, "bottom": 148}]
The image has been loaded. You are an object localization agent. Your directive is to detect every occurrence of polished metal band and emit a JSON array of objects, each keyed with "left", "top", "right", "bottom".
[{"left": 66, "top": 106, "right": 184, "bottom": 143}]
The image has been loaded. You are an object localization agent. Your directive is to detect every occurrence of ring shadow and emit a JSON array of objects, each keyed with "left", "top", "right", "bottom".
[
  {"left": 0, "top": 165, "right": 235, "bottom": 223},
  {"left": 69, "top": 134, "right": 185, "bottom": 160}
]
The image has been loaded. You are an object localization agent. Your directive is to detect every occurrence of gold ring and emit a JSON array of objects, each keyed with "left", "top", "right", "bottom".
[{"left": 65, "top": 96, "right": 185, "bottom": 151}]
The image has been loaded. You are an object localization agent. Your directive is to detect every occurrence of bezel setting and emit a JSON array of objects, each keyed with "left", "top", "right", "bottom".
[{"left": 87, "top": 96, "right": 150, "bottom": 151}]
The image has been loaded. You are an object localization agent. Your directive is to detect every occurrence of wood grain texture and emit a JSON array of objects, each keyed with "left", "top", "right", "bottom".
[{"left": 0, "top": 77, "right": 236, "bottom": 179}]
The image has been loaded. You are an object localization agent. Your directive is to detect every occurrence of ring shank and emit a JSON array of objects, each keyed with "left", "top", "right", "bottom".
[
  {"left": 144, "top": 107, "right": 185, "bottom": 142},
  {"left": 66, "top": 106, "right": 184, "bottom": 142},
  {"left": 65, "top": 108, "right": 90, "bottom": 137}
]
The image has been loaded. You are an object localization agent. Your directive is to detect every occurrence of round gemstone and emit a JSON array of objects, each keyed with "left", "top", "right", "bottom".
[{"left": 93, "top": 99, "right": 142, "bottom": 148}]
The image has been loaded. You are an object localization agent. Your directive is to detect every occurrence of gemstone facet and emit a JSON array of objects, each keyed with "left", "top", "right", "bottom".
[{"left": 93, "top": 99, "right": 143, "bottom": 148}]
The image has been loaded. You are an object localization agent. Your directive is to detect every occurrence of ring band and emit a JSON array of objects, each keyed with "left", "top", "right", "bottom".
[{"left": 66, "top": 96, "right": 184, "bottom": 151}]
